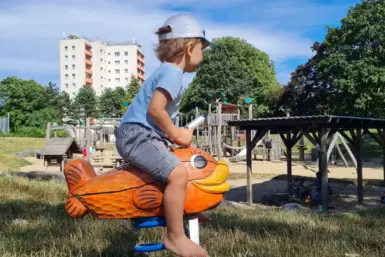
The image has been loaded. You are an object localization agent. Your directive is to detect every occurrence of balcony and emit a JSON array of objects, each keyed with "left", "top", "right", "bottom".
[
  {"left": 137, "top": 64, "right": 145, "bottom": 72},
  {"left": 137, "top": 53, "right": 145, "bottom": 64},
  {"left": 137, "top": 73, "right": 145, "bottom": 81},
  {"left": 85, "top": 49, "right": 93, "bottom": 57},
  {"left": 85, "top": 78, "right": 93, "bottom": 85},
  {"left": 85, "top": 59, "right": 93, "bottom": 66},
  {"left": 86, "top": 68, "right": 93, "bottom": 75}
]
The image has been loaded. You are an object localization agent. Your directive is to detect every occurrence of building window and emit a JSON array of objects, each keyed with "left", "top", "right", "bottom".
[
  {"left": 65, "top": 65, "right": 68, "bottom": 70},
  {"left": 101, "top": 76, "right": 103, "bottom": 79},
  {"left": 65, "top": 46, "right": 68, "bottom": 51},
  {"left": 109, "top": 79, "right": 111, "bottom": 82},
  {"left": 72, "top": 46, "right": 75, "bottom": 50},
  {"left": 65, "top": 74, "right": 68, "bottom": 79},
  {"left": 115, "top": 69, "right": 120, "bottom": 74},
  {"left": 125, "top": 60, "right": 128, "bottom": 64},
  {"left": 65, "top": 83, "right": 68, "bottom": 88},
  {"left": 125, "top": 51, "right": 128, "bottom": 56},
  {"left": 65, "top": 55, "right": 68, "bottom": 60},
  {"left": 72, "top": 83, "right": 76, "bottom": 87},
  {"left": 125, "top": 77, "right": 128, "bottom": 81},
  {"left": 108, "top": 61, "right": 110, "bottom": 64},
  {"left": 72, "top": 74, "right": 76, "bottom": 78},
  {"left": 115, "top": 78, "right": 120, "bottom": 83},
  {"left": 125, "top": 69, "right": 128, "bottom": 73},
  {"left": 72, "top": 55, "right": 75, "bottom": 60},
  {"left": 115, "top": 60, "right": 120, "bottom": 65},
  {"left": 108, "top": 70, "right": 111, "bottom": 73},
  {"left": 115, "top": 52, "right": 120, "bottom": 57},
  {"left": 72, "top": 64, "right": 75, "bottom": 70}
]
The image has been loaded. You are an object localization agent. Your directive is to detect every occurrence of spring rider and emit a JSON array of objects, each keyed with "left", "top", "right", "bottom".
[{"left": 63, "top": 116, "right": 231, "bottom": 253}]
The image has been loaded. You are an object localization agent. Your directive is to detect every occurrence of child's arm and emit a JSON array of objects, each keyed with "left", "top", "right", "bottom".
[{"left": 148, "top": 88, "right": 192, "bottom": 146}]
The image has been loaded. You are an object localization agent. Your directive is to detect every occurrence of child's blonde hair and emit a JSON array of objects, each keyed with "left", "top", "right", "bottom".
[{"left": 154, "top": 26, "right": 201, "bottom": 63}]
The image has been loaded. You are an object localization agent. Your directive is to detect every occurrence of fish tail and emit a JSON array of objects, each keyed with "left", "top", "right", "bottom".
[
  {"left": 64, "top": 159, "right": 96, "bottom": 193},
  {"left": 65, "top": 193, "right": 88, "bottom": 217}
]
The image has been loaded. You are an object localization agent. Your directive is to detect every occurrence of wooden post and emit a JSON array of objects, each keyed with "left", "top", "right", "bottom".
[
  {"left": 382, "top": 130, "right": 385, "bottom": 186},
  {"left": 319, "top": 127, "right": 328, "bottom": 212},
  {"left": 355, "top": 129, "right": 363, "bottom": 204},
  {"left": 217, "top": 103, "right": 222, "bottom": 160},
  {"left": 246, "top": 129, "right": 253, "bottom": 205},
  {"left": 208, "top": 104, "right": 213, "bottom": 155},
  {"left": 46, "top": 122, "right": 51, "bottom": 142},
  {"left": 86, "top": 117, "right": 92, "bottom": 163},
  {"left": 195, "top": 107, "right": 199, "bottom": 147},
  {"left": 286, "top": 131, "right": 293, "bottom": 195}
]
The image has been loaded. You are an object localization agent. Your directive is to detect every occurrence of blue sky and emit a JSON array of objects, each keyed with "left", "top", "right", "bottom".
[{"left": 0, "top": 0, "right": 360, "bottom": 88}]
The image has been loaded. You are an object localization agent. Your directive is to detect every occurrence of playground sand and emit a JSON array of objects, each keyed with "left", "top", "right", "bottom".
[{"left": 19, "top": 150, "right": 385, "bottom": 181}]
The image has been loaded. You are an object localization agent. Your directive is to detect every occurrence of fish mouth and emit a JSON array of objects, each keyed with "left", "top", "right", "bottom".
[{"left": 192, "top": 160, "right": 230, "bottom": 193}]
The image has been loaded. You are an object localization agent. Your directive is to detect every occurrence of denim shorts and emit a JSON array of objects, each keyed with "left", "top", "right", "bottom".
[{"left": 115, "top": 123, "right": 181, "bottom": 184}]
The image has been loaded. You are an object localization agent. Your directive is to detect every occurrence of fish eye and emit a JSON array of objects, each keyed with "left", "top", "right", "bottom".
[{"left": 190, "top": 155, "right": 208, "bottom": 169}]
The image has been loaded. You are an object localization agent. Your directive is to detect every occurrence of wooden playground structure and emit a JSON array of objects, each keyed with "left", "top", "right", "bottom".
[
  {"left": 176, "top": 103, "right": 283, "bottom": 163},
  {"left": 38, "top": 118, "right": 123, "bottom": 172},
  {"left": 37, "top": 101, "right": 358, "bottom": 174}
]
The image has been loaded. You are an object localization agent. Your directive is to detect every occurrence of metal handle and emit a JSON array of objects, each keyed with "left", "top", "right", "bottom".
[{"left": 184, "top": 115, "right": 206, "bottom": 130}]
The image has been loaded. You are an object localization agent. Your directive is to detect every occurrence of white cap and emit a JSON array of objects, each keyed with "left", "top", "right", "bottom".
[{"left": 158, "top": 13, "right": 213, "bottom": 48}]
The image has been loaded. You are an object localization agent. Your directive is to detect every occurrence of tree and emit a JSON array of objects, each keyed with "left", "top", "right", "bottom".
[
  {"left": 0, "top": 77, "right": 47, "bottom": 130},
  {"left": 279, "top": 42, "right": 333, "bottom": 116},
  {"left": 99, "top": 87, "right": 126, "bottom": 117},
  {"left": 73, "top": 85, "right": 99, "bottom": 121},
  {"left": 121, "top": 75, "right": 141, "bottom": 115},
  {"left": 180, "top": 37, "right": 280, "bottom": 117},
  {"left": 282, "top": 0, "right": 385, "bottom": 117}
]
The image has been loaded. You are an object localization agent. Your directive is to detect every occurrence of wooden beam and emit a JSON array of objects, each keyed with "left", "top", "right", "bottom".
[
  {"left": 365, "top": 128, "right": 382, "bottom": 146},
  {"left": 382, "top": 129, "right": 385, "bottom": 187},
  {"left": 250, "top": 127, "right": 268, "bottom": 150},
  {"left": 338, "top": 129, "right": 355, "bottom": 146},
  {"left": 246, "top": 129, "right": 253, "bottom": 205},
  {"left": 319, "top": 127, "right": 329, "bottom": 212},
  {"left": 286, "top": 130, "right": 293, "bottom": 195},
  {"left": 355, "top": 128, "right": 364, "bottom": 204},
  {"left": 46, "top": 122, "right": 51, "bottom": 142},
  {"left": 217, "top": 103, "right": 222, "bottom": 160}
]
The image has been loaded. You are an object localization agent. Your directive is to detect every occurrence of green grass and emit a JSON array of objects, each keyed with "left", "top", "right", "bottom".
[
  {"left": 0, "top": 137, "right": 45, "bottom": 171},
  {"left": 1, "top": 175, "right": 385, "bottom": 257}
]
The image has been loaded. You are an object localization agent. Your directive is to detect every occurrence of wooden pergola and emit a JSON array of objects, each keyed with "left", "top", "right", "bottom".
[{"left": 227, "top": 115, "right": 385, "bottom": 212}]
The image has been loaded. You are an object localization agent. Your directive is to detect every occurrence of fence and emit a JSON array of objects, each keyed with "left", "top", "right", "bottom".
[{"left": 0, "top": 113, "right": 10, "bottom": 134}]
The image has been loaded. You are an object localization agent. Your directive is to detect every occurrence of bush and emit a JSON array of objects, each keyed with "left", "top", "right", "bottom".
[{"left": 0, "top": 127, "right": 68, "bottom": 138}]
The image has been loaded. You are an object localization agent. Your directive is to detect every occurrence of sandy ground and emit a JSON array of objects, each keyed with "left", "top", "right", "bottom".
[
  {"left": 18, "top": 150, "right": 385, "bottom": 212},
  {"left": 21, "top": 150, "right": 385, "bottom": 179}
]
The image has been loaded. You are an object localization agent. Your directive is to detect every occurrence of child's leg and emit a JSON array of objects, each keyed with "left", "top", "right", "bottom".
[
  {"left": 116, "top": 123, "right": 208, "bottom": 256},
  {"left": 163, "top": 164, "right": 208, "bottom": 257}
]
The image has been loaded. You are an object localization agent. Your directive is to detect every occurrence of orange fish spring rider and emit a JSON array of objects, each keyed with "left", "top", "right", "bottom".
[{"left": 63, "top": 116, "right": 231, "bottom": 253}]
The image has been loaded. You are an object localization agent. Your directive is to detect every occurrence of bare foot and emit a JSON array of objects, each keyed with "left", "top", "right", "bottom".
[{"left": 164, "top": 234, "right": 209, "bottom": 257}]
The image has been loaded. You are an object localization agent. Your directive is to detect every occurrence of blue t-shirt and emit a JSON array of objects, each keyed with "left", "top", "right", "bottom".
[{"left": 120, "top": 62, "right": 185, "bottom": 133}]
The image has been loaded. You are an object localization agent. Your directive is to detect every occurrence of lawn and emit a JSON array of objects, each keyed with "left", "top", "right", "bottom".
[
  {"left": 1, "top": 175, "right": 385, "bottom": 257},
  {"left": 0, "top": 137, "right": 45, "bottom": 171}
]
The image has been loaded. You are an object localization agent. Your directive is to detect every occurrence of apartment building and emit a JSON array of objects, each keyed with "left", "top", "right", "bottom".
[{"left": 59, "top": 34, "right": 145, "bottom": 98}]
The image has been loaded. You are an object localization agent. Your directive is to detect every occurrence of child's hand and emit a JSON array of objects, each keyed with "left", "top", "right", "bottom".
[{"left": 173, "top": 128, "right": 193, "bottom": 146}]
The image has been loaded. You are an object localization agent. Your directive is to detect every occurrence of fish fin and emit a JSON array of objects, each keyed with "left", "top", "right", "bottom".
[
  {"left": 64, "top": 159, "right": 96, "bottom": 193},
  {"left": 65, "top": 194, "right": 87, "bottom": 217},
  {"left": 133, "top": 185, "right": 163, "bottom": 210}
]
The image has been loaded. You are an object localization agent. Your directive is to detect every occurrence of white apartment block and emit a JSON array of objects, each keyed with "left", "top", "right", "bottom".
[{"left": 59, "top": 34, "right": 145, "bottom": 98}]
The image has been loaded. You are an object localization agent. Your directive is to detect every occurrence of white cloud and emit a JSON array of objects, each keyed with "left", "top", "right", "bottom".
[{"left": 0, "top": 0, "right": 338, "bottom": 87}]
